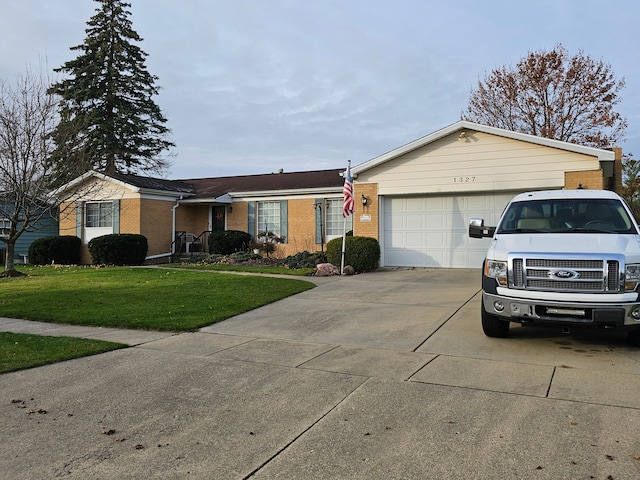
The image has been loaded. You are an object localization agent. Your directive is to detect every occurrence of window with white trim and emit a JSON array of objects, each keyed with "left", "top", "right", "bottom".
[
  {"left": 257, "top": 201, "right": 282, "bottom": 237},
  {"left": 82, "top": 201, "right": 118, "bottom": 244},
  {"left": 85, "top": 202, "right": 113, "bottom": 228},
  {"left": 325, "top": 198, "right": 352, "bottom": 236}
]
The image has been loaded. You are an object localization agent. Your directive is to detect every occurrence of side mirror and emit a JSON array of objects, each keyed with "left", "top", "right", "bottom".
[{"left": 469, "top": 218, "right": 496, "bottom": 238}]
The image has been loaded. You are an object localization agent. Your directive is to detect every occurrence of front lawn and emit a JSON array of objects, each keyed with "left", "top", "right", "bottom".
[
  {"left": 0, "top": 332, "right": 126, "bottom": 374},
  {"left": 0, "top": 266, "right": 314, "bottom": 331}
]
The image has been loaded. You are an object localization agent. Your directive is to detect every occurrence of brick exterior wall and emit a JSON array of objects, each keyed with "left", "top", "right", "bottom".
[
  {"left": 175, "top": 204, "right": 210, "bottom": 236},
  {"left": 226, "top": 202, "right": 247, "bottom": 232},
  {"left": 59, "top": 197, "right": 176, "bottom": 263},
  {"left": 564, "top": 169, "right": 604, "bottom": 190},
  {"left": 283, "top": 198, "right": 317, "bottom": 256},
  {"left": 139, "top": 198, "right": 176, "bottom": 256},
  {"left": 612, "top": 147, "right": 624, "bottom": 194},
  {"left": 353, "top": 183, "right": 379, "bottom": 240},
  {"left": 225, "top": 198, "right": 327, "bottom": 258},
  {"left": 564, "top": 149, "right": 623, "bottom": 192}
]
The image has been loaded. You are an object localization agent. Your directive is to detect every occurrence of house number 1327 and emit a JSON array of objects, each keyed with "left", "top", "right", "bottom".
[{"left": 453, "top": 176, "right": 475, "bottom": 183}]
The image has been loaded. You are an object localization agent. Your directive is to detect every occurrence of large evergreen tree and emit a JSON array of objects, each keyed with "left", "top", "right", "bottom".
[{"left": 48, "top": 0, "right": 174, "bottom": 176}]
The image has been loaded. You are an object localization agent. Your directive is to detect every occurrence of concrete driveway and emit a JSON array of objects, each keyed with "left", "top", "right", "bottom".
[{"left": 1, "top": 268, "right": 640, "bottom": 479}]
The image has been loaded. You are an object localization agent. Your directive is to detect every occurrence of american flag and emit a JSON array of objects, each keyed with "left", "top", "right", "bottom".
[{"left": 343, "top": 165, "right": 354, "bottom": 218}]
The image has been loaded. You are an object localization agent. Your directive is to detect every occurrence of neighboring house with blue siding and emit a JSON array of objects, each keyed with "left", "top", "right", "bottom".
[{"left": 0, "top": 192, "right": 59, "bottom": 265}]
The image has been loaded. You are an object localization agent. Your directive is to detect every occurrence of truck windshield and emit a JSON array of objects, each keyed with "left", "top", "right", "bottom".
[{"left": 496, "top": 198, "right": 638, "bottom": 234}]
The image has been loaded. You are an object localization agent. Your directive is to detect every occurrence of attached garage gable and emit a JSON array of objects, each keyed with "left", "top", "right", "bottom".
[{"left": 352, "top": 121, "right": 616, "bottom": 269}]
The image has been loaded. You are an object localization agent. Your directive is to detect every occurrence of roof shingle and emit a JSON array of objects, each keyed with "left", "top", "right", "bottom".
[{"left": 179, "top": 168, "right": 344, "bottom": 199}]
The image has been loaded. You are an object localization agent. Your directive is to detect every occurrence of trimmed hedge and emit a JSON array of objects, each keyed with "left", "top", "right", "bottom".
[
  {"left": 326, "top": 236, "right": 380, "bottom": 273},
  {"left": 28, "top": 235, "right": 81, "bottom": 265},
  {"left": 88, "top": 234, "right": 148, "bottom": 265},
  {"left": 209, "top": 230, "right": 252, "bottom": 255}
]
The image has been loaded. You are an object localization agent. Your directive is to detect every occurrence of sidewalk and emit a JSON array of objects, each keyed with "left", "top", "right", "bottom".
[
  {"left": 0, "top": 316, "right": 176, "bottom": 346},
  {"left": 2, "top": 268, "right": 640, "bottom": 479}
]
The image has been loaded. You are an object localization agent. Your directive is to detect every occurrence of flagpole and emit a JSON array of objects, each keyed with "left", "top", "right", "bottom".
[
  {"left": 340, "top": 213, "right": 347, "bottom": 275},
  {"left": 340, "top": 160, "right": 352, "bottom": 276}
]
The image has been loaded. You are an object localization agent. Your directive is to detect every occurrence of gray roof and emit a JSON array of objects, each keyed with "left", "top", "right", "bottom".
[
  {"left": 179, "top": 169, "right": 344, "bottom": 199},
  {"left": 108, "top": 172, "right": 195, "bottom": 195}
]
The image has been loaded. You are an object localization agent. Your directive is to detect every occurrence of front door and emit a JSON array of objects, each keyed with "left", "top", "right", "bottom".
[{"left": 212, "top": 206, "right": 226, "bottom": 231}]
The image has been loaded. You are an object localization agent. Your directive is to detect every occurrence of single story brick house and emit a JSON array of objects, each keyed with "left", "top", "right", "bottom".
[
  {"left": 55, "top": 168, "right": 350, "bottom": 264},
  {"left": 54, "top": 121, "right": 622, "bottom": 268}
]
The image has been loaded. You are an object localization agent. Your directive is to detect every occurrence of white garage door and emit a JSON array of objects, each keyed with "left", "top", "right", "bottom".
[{"left": 383, "top": 192, "right": 519, "bottom": 268}]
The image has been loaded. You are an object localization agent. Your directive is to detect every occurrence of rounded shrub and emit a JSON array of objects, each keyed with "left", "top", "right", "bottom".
[
  {"left": 88, "top": 234, "right": 148, "bottom": 265},
  {"left": 326, "top": 236, "right": 380, "bottom": 273},
  {"left": 28, "top": 235, "right": 81, "bottom": 265},
  {"left": 208, "top": 230, "right": 252, "bottom": 255}
]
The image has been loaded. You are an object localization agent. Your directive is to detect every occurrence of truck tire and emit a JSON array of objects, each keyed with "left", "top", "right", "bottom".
[
  {"left": 481, "top": 300, "right": 510, "bottom": 338},
  {"left": 628, "top": 329, "right": 640, "bottom": 347}
]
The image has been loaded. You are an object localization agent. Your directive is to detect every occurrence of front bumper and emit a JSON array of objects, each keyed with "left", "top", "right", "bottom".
[{"left": 483, "top": 291, "right": 640, "bottom": 328}]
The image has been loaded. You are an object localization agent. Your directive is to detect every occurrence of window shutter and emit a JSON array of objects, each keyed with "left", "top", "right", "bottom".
[
  {"left": 280, "top": 201, "right": 288, "bottom": 243},
  {"left": 248, "top": 201, "right": 256, "bottom": 239},
  {"left": 314, "top": 198, "right": 323, "bottom": 244},
  {"left": 75, "top": 202, "right": 83, "bottom": 239},
  {"left": 112, "top": 200, "right": 120, "bottom": 234}
]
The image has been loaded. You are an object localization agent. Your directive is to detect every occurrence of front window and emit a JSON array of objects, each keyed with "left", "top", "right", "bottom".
[
  {"left": 86, "top": 202, "right": 113, "bottom": 228},
  {"left": 257, "top": 201, "right": 281, "bottom": 238},
  {"left": 325, "top": 198, "right": 353, "bottom": 237},
  {"left": 497, "top": 199, "right": 637, "bottom": 234}
]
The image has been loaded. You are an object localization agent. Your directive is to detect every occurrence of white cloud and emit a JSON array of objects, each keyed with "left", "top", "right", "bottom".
[{"left": 2, "top": 0, "right": 638, "bottom": 177}]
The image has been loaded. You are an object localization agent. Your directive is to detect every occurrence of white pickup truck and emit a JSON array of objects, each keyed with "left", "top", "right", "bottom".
[{"left": 469, "top": 189, "right": 640, "bottom": 347}]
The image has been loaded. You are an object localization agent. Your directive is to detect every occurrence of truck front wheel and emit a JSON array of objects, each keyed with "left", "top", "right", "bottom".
[
  {"left": 481, "top": 300, "right": 510, "bottom": 338},
  {"left": 628, "top": 329, "right": 640, "bottom": 347}
]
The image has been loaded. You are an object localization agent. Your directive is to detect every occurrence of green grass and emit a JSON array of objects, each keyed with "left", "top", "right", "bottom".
[
  {"left": 167, "top": 263, "right": 316, "bottom": 276},
  {"left": 0, "top": 266, "right": 314, "bottom": 331},
  {"left": 0, "top": 332, "right": 126, "bottom": 374}
]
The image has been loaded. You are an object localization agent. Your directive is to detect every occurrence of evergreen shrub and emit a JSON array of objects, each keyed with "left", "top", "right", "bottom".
[
  {"left": 28, "top": 235, "right": 81, "bottom": 265},
  {"left": 209, "top": 230, "right": 252, "bottom": 255},
  {"left": 326, "top": 236, "right": 380, "bottom": 273},
  {"left": 88, "top": 234, "right": 148, "bottom": 265}
]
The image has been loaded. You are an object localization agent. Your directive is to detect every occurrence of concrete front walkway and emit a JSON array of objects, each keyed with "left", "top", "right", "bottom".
[{"left": 1, "top": 268, "right": 640, "bottom": 479}]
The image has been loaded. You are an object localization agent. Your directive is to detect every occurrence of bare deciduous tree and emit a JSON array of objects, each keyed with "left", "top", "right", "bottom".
[
  {"left": 0, "top": 71, "right": 91, "bottom": 276},
  {"left": 463, "top": 44, "right": 627, "bottom": 149}
]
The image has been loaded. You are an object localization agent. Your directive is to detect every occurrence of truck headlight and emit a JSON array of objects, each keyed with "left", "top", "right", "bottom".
[
  {"left": 625, "top": 264, "right": 640, "bottom": 292},
  {"left": 485, "top": 260, "right": 508, "bottom": 286}
]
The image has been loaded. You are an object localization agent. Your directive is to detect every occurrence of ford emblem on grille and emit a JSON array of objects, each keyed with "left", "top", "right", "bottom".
[{"left": 550, "top": 269, "right": 580, "bottom": 279}]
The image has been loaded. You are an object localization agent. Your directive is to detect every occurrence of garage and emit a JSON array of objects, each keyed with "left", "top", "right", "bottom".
[
  {"left": 352, "top": 121, "right": 618, "bottom": 269},
  {"left": 382, "top": 192, "right": 519, "bottom": 268}
]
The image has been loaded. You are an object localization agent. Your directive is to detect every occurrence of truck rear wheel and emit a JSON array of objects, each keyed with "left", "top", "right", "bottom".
[
  {"left": 481, "top": 300, "right": 510, "bottom": 338},
  {"left": 628, "top": 329, "right": 640, "bottom": 347}
]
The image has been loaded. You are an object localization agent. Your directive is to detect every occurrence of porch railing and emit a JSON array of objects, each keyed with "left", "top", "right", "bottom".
[{"left": 171, "top": 230, "right": 211, "bottom": 261}]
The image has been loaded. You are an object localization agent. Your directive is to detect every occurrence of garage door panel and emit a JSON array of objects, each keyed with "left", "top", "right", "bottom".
[
  {"left": 425, "top": 213, "right": 443, "bottom": 228},
  {"left": 406, "top": 213, "right": 425, "bottom": 227},
  {"left": 383, "top": 192, "right": 518, "bottom": 268},
  {"left": 405, "top": 197, "right": 426, "bottom": 211},
  {"left": 405, "top": 232, "right": 426, "bottom": 247}
]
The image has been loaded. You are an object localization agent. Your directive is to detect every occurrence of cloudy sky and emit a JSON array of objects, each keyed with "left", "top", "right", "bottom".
[{"left": 2, "top": 0, "right": 639, "bottom": 179}]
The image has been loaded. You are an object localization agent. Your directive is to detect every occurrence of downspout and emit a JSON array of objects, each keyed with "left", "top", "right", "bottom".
[
  {"left": 143, "top": 195, "right": 183, "bottom": 263},
  {"left": 171, "top": 196, "right": 183, "bottom": 254}
]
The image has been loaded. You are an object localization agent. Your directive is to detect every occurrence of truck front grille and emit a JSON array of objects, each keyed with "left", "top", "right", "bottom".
[{"left": 510, "top": 256, "right": 621, "bottom": 293}]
